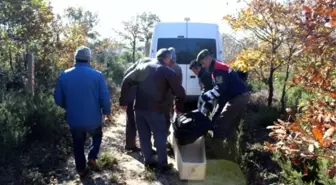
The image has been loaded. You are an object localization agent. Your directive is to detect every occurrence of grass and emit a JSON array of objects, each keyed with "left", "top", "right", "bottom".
[
  {"left": 97, "top": 151, "right": 118, "bottom": 170},
  {"left": 187, "top": 160, "right": 246, "bottom": 185},
  {"left": 109, "top": 173, "right": 120, "bottom": 184},
  {"left": 143, "top": 169, "right": 156, "bottom": 182}
]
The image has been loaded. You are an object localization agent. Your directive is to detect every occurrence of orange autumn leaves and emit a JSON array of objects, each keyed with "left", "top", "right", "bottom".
[
  {"left": 265, "top": 102, "right": 336, "bottom": 157},
  {"left": 302, "top": 4, "right": 336, "bottom": 27},
  {"left": 263, "top": 2, "right": 336, "bottom": 178},
  {"left": 291, "top": 64, "right": 336, "bottom": 98}
]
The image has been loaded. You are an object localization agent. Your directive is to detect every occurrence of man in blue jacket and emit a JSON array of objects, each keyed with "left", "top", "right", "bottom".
[
  {"left": 196, "top": 49, "right": 250, "bottom": 159},
  {"left": 54, "top": 46, "right": 111, "bottom": 178}
]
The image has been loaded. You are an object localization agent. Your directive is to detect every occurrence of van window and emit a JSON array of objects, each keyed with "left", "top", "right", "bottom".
[{"left": 157, "top": 38, "right": 217, "bottom": 64}]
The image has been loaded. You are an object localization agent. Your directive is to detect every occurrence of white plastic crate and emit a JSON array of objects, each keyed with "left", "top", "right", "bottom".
[{"left": 169, "top": 126, "right": 207, "bottom": 181}]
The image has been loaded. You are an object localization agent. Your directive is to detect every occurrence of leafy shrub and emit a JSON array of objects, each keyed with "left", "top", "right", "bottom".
[
  {"left": 0, "top": 92, "right": 69, "bottom": 158},
  {"left": 0, "top": 95, "right": 28, "bottom": 155},
  {"left": 248, "top": 80, "right": 268, "bottom": 92}
]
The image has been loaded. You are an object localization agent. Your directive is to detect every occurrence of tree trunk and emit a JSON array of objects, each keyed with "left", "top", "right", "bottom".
[
  {"left": 268, "top": 67, "right": 274, "bottom": 107},
  {"left": 144, "top": 38, "right": 150, "bottom": 57},
  {"left": 132, "top": 39, "right": 136, "bottom": 63},
  {"left": 9, "top": 47, "right": 13, "bottom": 72},
  {"left": 280, "top": 62, "right": 290, "bottom": 112}
]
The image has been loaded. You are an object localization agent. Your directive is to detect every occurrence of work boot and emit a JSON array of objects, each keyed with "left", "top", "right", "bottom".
[
  {"left": 78, "top": 168, "right": 88, "bottom": 179},
  {"left": 145, "top": 161, "right": 158, "bottom": 171},
  {"left": 157, "top": 163, "right": 174, "bottom": 174},
  {"left": 87, "top": 160, "right": 101, "bottom": 172}
]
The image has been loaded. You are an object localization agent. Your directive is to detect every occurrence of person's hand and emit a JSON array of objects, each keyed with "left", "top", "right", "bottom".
[
  {"left": 104, "top": 114, "right": 113, "bottom": 124},
  {"left": 175, "top": 111, "right": 183, "bottom": 119},
  {"left": 104, "top": 114, "right": 112, "bottom": 122}
]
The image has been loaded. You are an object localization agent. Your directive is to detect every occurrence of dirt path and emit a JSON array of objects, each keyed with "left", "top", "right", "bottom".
[{"left": 52, "top": 113, "right": 185, "bottom": 185}]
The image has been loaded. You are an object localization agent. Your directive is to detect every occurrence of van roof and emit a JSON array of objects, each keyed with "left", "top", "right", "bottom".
[
  {"left": 154, "top": 22, "right": 219, "bottom": 28},
  {"left": 152, "top": 22, "right": 219, "bottom": 39}
]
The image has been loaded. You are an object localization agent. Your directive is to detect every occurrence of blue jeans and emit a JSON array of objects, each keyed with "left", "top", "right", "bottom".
[
  {"left": 135, "top": 110, "right": 167, "bottom": 166},
  {"left": 70, "top": 125, "right": 103, "bottom": 172}
]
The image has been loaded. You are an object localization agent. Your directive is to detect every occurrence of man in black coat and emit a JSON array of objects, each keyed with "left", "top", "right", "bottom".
[
  {"left": 119, "top": 48, "right": 186, "bottom": 173},
  {"left": 123, "top": 58, "right": 152, "bottom": 152}
]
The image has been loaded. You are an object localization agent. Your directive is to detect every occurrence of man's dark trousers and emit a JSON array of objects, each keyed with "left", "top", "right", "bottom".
[
  {"left": 70, "top": 125, "right": 102, "bottom": 172},
  {"left": 135, "top": 110, "right": 168, "bottom": 166},
  {"left": 125, "top": 102, "right": 137, "bottom": 148},
  {"left": 163, "top": 92, "right": 174, "bottom": 135}
]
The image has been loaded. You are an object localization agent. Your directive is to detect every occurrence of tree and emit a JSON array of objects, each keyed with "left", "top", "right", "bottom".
[
  {"left": 0, "top": 0, "right": 59, "bottom": 90},
  {"left": 224, "top": 0, "right": 298, "bottom": 107},
  {"left": 116, "top": 12, "right": 160, "bottom": 62},
  {"left": 222, "top": 33, "right": 244, "bottom": 62},
  {"left": 64, "top": 7, "right": 99, "bottom": 39},
  {"left": 57, "top": 7, "right": 99, "bottom": 69},
  {"left": 115, "top": 15, "right": 141, "bottom": 63},
  {"left": 138, "top": 12, "right": 160, "bottom": 56},
  {"left": 264, "top": 0, "right": 336, "bottom": 183},
  {"left": 222, "top": 33, "right": 257, "bottom": 62}
]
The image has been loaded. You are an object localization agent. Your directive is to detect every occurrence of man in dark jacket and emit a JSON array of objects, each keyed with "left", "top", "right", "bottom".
[
  {"left": 54, "top": 46, "right": 111, "bottom": 178},
  {"left": 189, "top": 59, "right": 213, "bottom": 92},
  {"left": 123, "top": 58, "right": 152, "bottom": 153},
  {"left": 196, "top": 49, "right": 250, "bottom": 159},
  {"left": 119, "top": 48, "right": 186, "bottom": 173},
  {"left": 163, "top": 47, "right": 182, "bottom": 136}
]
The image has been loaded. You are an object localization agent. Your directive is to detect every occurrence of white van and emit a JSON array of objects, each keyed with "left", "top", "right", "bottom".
[{"left": 149, "top": 22, "right": 223, "bottom": 101}]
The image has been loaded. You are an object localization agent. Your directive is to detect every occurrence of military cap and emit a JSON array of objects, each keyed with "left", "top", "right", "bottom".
[
  {"left": 156, "top": 48, "right": 171, "bottom": 59},
  {"left": 196, "top": 49, "right": 211, "bottom": 63}
]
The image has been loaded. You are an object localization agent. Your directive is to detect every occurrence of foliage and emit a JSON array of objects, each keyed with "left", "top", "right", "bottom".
[
  {"left": 115, "top": 12, "right": 160, "bottom": 62},
  {"left": 0, "top": 0, "right": 154, "bottom": 183},
  {"left": 224, "top": 0, "right": 299, "bottom": 108},
  {"left": 223, "top": 0, "right": 336, "bottom": 184},
  {"left": 261, "top": 0, "right": 336, "bottom": 184},
  {"left": 229, "top": 47, "right": 265, "bottom": 73}
]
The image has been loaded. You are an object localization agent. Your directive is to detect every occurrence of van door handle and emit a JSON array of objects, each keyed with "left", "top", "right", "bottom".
[{"left": 190, "top": 75, "right": 196, "bottom": 78}]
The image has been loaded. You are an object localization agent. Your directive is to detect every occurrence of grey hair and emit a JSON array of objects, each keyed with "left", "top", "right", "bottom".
[{"left": 156, "top": 48, "right": 171, "bottom": 59}]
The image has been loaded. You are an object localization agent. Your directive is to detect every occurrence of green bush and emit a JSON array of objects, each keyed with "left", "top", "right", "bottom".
[
  {"left": 0, "top": 92, "right": 69, "bottom": 157},
  {"left": 0, "top": 97, "right": 28, "bottom": 154},
  {"left": 236, "top": 91, "right": 281, "bottom": 184},
  {"left": 272, "top": 152, "right": 336, "bottom": 185},
  {"left": 248, "top": 80, "right": 268, "bottom": 92}
]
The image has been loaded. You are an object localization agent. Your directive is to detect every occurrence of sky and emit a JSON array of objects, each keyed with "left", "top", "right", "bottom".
[{"left": 51, "top": 0, "right": 246, "bottom": 39}]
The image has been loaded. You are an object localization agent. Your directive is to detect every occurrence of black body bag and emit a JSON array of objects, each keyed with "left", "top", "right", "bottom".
[{"left": 172, "top": 110, "right": 213, "bottom": 146}]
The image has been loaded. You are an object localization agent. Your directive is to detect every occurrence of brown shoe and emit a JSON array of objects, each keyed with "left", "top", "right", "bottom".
[
  {"left": 88, "top": 160, "right": 101, "bottom": 172},
  {"left": 78, "top": 168, "right": 88, "bottom": 178}
]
